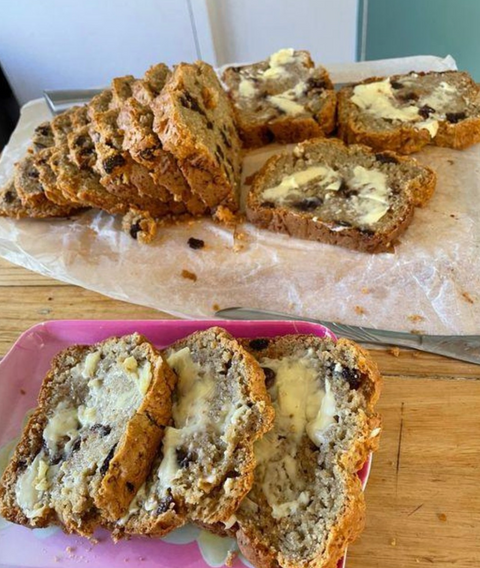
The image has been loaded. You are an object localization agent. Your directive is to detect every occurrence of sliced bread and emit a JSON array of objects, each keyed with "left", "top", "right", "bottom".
[
  {"left": 246, "top": 137, "right": 436, "bottom": 253},
  {"left": 231, "top": 334, "right": 382, "bottom": 568},
  {"left": 0, "top": 333, "right": 175, "bottom": 535},
  {"left": 153, "top": 61, "right": 242, "bottom": 212},
  {"left": 117, "top": 327, "right": 274, "bottom": 537},
  {"left": 222, "top": 48, "right": 336, "bottom": 148},
  {"left": 337, "top": 70, "right": 480, "bottom": 154}
]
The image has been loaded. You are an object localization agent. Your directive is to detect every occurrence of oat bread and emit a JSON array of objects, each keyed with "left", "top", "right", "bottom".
[
  {"left": 222, "top": 48, "right": 336, "bottom": 148},
  {"left": 118, "top": 327, "right": 274, "bottom": 537},
  {"left": 32, "top": 122, "right": 54, "bottom": 152},
  {"left": 246, "top": 137, "right": 436, "bottom": 253},
  {"left": 230, "top": 334, "right": 382, "bottom": 568},
  {"left": 337, "top": 70, "right": 480, "bottom": 154},
  {"left": 0, "top": 333, "right": 175, "bottom": 535},
  {"left": 0, "top": 179, "right": 78, "bottom": 219},
  {"left": 153, "top": 61, "right": 242, "bottom": 212}
]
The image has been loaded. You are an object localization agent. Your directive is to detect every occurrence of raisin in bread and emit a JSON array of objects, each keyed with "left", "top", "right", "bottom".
[
  {"left": 229, "top": 335, "right": 382, "bottom": 568},
  {"left": 153, "top": 62, "right": 242, "bottom": 212},
  {"left": 246, "top": 137, "right": 436, "bottom": 253},
  {"left": 116, "top": 327, "right": 274, "bottom": 537},
  {"left": 222, "top": 48, "right": 336, "bottom": 148},
  {"left": 337, "top": 70, "right": 480, "bottom": 154},
  {"left": 0, "top": 333, "right": 175, "bottom": 535}
]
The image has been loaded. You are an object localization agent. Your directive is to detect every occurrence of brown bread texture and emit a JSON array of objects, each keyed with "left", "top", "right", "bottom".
[
  {"left": 229, "top": 334, "right": 382, "bottom": 568},
  {"left": 153, "top": 61, "right": 242, "bottom": 213},
  {"left": 337, "top": 70, "right": 480, "bottom": 154},
  {"left": 116, "top": 327, "right": 274, "bottom": 538},
  {"left": 222, "top": 48, "right": 336, "bottom": 148},
  {"left": 0, "top": 333, "right": 175, "bottom": 536},
  {"left": 246, "top": 137, "right": 436, "bottom": 253}
]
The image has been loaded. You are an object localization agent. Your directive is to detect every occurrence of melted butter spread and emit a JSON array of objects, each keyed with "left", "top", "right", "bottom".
[
  {"left": 349, "top": 165, "right": 391, "bottom": 225},
  {"left": 15, "top": 453, "right": 51, "bottom": 519},
  {"left": 43, "top": 404, "right": 80, "bottom": 454},
  {"left": 351, "top": 78, "right": 458, "bottom": 138},
  {"left": 261, "top": 165, "right": 341, "bottom": 203},
  {"left": 253, "top": 355, "right": 337, "bottom": 519},
  {"left": 238, "top": 79, "right": 256, "bottom": 98}
]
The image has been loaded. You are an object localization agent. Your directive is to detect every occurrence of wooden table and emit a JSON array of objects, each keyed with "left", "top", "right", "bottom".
[{"left": 1, "top": 257, "right": 479, "bottom": 568}]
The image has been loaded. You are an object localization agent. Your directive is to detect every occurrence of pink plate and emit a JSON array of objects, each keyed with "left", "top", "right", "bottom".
[{"left": 0, "top": 320, "right": 371, "bottom": 568}]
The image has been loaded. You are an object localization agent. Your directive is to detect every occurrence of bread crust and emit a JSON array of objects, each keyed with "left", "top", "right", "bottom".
[
  {"left": 233, "top": 335, "right": 382, "bottom": 568},
  {"left": 246, "top": 137, "right": 436, "bottom": 253},
  {"left": 337, "top": 71, "right": 480, "bottom": 154}
]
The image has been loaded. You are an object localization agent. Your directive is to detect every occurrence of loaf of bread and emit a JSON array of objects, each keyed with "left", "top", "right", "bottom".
[
  {"left": 116, "top": 327, "right": 274, "bottom": 537},
  {"left": 229, "top": 334, "right": 382, "bottom": 568},
  {"left": 222, "top": 48, "right": 336, "bottom": 148},
  {"left": 246, "top": 137, "right": 436, "bottom": 252},
  {"left": 0, "top": 333, "right": 175, "bottom": 535},
  {"left": 337, "top": 70, "right": 480, "bottom": 154}
]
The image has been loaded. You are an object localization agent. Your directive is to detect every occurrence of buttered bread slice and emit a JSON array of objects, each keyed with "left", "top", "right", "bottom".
[
  {"left": 246, "top": 137, "right": 436, "bottom": 253},
  {"left": 117, "top": 327, "right": 274, "bottom": 537},
  {"left": 232, "top": 335, "right": 382, "bottom": 568},
  {"left": 222, "top": 48, "right": 336, "bottom": 148},
  {"left": 338, "top": 70, "right": 480, "bottom": 154},
  {"left": 0, "top": 334, "right": 175, "bottom": 535}
]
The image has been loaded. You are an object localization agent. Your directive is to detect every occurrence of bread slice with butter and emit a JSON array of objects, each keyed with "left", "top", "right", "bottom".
[
  {"left": 246, "top": 137, "right": 436, "bottom": 253},
  {"left": 337, "top": 70, "right": 480, "bottom": 154},
  {"left": 228, "top": 334, "right": 382, "bottom": 568},
  {"left": 222, "top": 48, "right": 336, "bottom": 148},
  {"left": 0, "top": 333, "right": 175, "bottom": 535},
  {"left": 116, "top": 327, "right": 274, "bottom": 537}
]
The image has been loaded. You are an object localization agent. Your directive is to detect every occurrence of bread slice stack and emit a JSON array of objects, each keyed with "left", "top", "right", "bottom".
[
  {"left": 246, "top": 137, "right": 436, "bottom": 252},
  {"left": 0, "top": 326, "right": 381, "bottom": 568},
  {"left": 0, "top": 62, "right": 242, "bottom": 243}
]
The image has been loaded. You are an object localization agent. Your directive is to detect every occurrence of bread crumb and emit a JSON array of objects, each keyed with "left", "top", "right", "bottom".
[
  {"left": 447, "top": 159, "right": 455, "bottom": 165},
  {"left": 437, "top": 513, "right": 447, "bottom": 522},
  {"left": 53, "top": 557, "right": 60, "bottom": 563},
  {"left": 65, "top": 547, "right": 75, "bottom": 553},
  {"left": 410, "top": 329, "right": 423, "bottom": 335},
  {"left": 181, "top": 269, "right": 197, "bottom": 282},
  {"left": 225, "top": 550, "right": 238, "bottom": 567},
  {"left": 213, "top": 206, "right": 238, "bottom": 226},
  {"left": 354, "top": 305, "right": 366, "bottom": 315},
  {"left": 89, "top": 537, "right": 99, "bottom": 544},
  {"left": 233, "top": 242, "right": 245, "bottom": 252},
  {"left": 388, "top": 347, "right": 400, "bottom": 357},
  {"left": 407, "top": 314, "right": 424, "bottom": 323},
  {"left": 390, "top": 538, "right": 397, "bottom": 546},
  {"left": 461, "top": 291, "right": 475, "bottom": 304},
  {"left": 361, "top": 287, "right": 370, "bottom": 294},
  {"left": 212, "top": 303, "right": 220, "bottom": 312},
  {"left": 20, "top": 388, "right": 26, "bottom": 395},
  {"left": 412, "top": 351, "right": 421, "bottom": 358}
]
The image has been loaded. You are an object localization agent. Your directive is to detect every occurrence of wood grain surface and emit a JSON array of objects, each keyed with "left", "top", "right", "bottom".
[{"left": 1, "top": 256, "right": 479, "bottom": 567}]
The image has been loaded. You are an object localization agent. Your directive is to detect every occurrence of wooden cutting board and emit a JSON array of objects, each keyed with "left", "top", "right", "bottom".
[{"left": 1, "top": 257, "right": 479, "bottom": 568}]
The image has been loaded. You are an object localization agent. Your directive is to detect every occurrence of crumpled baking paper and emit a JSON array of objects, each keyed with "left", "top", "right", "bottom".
[{"left": 0, "top": 55, "right": 479, "bottom": 333}]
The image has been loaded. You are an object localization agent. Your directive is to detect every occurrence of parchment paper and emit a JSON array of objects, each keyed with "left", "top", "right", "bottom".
[{"left": 1, "top": 55, "right": 479, "bottom": 333}]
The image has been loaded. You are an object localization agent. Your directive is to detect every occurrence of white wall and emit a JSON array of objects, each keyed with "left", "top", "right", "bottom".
[
  {"left": 0, "top": 0, "right": 359, "bottom": 105},
  {"left": 205, "top": 0, "right": 359, "bottom": 66},
  {"left": 0, "top": 0, "right": 199, "bottom": 105}
]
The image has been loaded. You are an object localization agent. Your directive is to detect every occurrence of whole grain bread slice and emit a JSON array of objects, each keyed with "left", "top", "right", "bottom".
[
  {"left": 246, "top": 137, "right": 436, "bottom": 253},
  {"left": 153, "top": 61, "right": 242, "bottom": 212},
  {"left": 116, "top": 327, "right": 274, "bottom": 538},
  {"left": 222, "top": 48, "right": 336, "bottom": 148},
  {"left": 0, "top": 333, "right": 176, "bottom": 536},
  {"left": 337, "top": 70, "right": 480, "bottom": 154},
  {"left": 228, "top": 334, "right": 382, "bottom": 568}
]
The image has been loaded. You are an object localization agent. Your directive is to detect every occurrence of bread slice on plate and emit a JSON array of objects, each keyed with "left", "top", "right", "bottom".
[
  {"left": 230, "top": 334, "right": 382, "bottom": 568},
  {"left": 0, "top": 333, "right": 175, "bottom": 536},
  {"left": 153, "top": 61, "right": 242, "bottom": 212},
  {"left": 246, "top": 137, "right": 436, "bottom": 253},
  {"left": 117, "top": 327, "right": 274, "bottom": 537},
  {"left": 222, "top": 48, "right": 336, "bottom": 148},
  {"left": 337, "top": 70, "right": 480, "bottom": 154}
]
